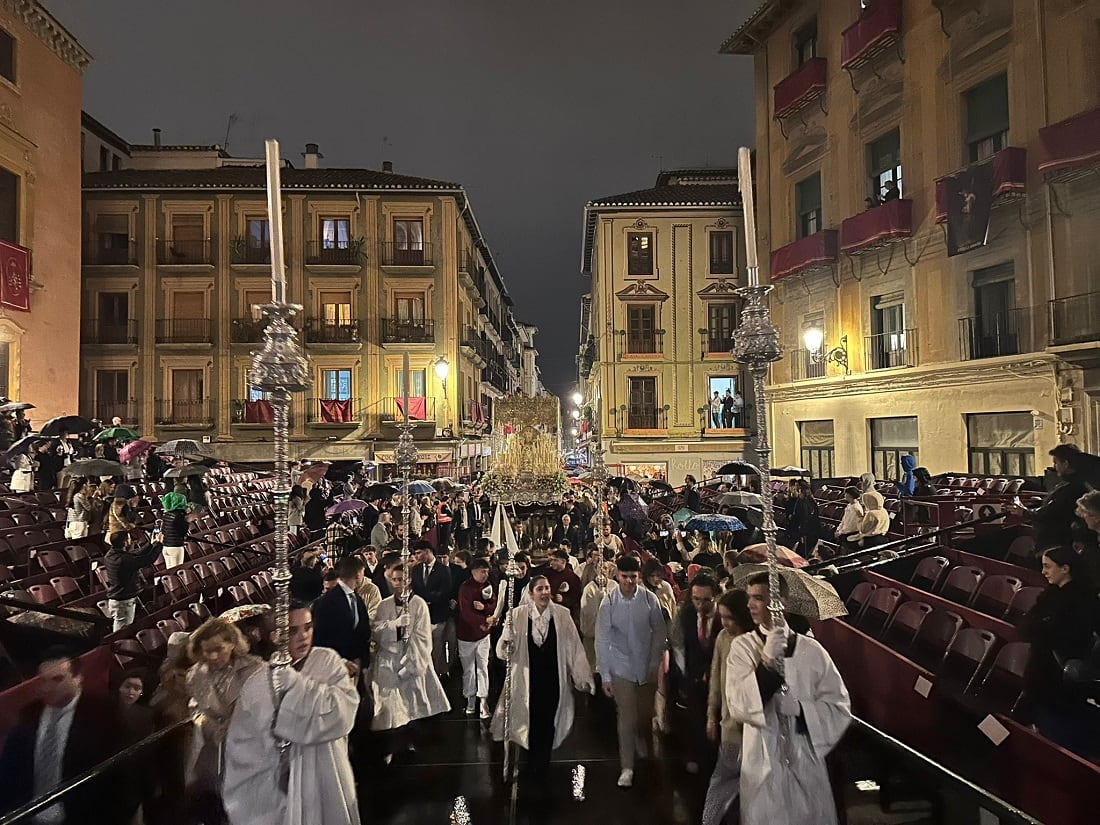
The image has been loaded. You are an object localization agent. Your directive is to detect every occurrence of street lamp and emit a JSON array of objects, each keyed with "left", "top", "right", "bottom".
[
  {"left": 802, "top": 326, "right": 850, "bottom": 375},
  {"left": 434, "top": 356, "right": 450, "bottom": 393},
  {"left": 571, "top": 391, "right": 583, "bottom": 406},
  {"left": 571, "top": 408, "right": 581, "bottom": 420}
]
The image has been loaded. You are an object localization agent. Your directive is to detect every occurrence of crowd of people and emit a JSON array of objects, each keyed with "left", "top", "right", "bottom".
[{"left": 8, "top": 437, "right": 1100, "bottom": 823}]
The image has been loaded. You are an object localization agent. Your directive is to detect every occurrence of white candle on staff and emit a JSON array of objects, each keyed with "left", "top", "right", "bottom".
[
  {"left": 737, "top": 147, "right": 759, "bottom": 284},
  {"left": 265, "top": 139, "right": 287, "bottom": 304},
  {"left": 402, "top": 352, "right": 410, "bottom": 424}
]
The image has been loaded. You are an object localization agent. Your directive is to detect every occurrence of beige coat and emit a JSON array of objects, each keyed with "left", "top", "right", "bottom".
[
  {"left": 855, "top": 490, "right": 890, "bottom": 540},
  {"left": 706, "top": 628, "right": 743, "bottom": 744}
]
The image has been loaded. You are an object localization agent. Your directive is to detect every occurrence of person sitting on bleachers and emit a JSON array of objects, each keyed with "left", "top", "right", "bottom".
[
  {"left": 834, "top": 486, "right": 865, "bottom": 551},
  {"left": 1018, "top": 545, "right": 1100, "bottom": 759},
  {"left": 853, "top": 490, "right": 891, "bottom": 549}
]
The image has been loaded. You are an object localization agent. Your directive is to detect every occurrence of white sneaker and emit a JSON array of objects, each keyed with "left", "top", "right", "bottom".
[
  {"left": 479, "top": 699, "right": 491, "bottom": 720},
  {"left": 617, "top": 769, "right": 634, "bottom": 788},
  {"left": 465, "top": 700, "right": 476, "bottom": 716}
]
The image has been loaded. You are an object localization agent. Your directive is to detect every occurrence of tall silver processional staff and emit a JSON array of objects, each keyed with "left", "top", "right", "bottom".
[
  {"left": 249, "top": 140, "right": 311, "bottom": 675},
  {"left": 731, "top": 147, "right": 787, "bottom": 667}
]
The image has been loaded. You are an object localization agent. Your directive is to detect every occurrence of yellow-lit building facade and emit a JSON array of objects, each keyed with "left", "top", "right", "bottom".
[
  {"left": 579, "top": 170, "right": 753, "bottom": 482},
  {"left": 0, "top": 2, "right": 89, "bottom": 421},
  {"left": 79, "top": 138, "right": 532, "bottom": 472},
  {"left": 722, "top": 0, "right": 1100, "bottom": 480}
]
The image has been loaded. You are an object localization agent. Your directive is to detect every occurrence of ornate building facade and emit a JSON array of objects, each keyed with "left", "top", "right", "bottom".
[
  {"left": 722, "top": 0, "right": 1100, "bottom": 479},
  {"left": 79, "top": 134, "right": 537, "bottom": 472},
  {"left": 0, "top": 1, "right": 89, "bottom": 420},
  {"left": 578, "top": 169, "right": 752, "bottom": 482}
]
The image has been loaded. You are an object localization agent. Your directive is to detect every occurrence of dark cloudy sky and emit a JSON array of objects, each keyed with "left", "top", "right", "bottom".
[{"left": 49, "top": 0, "right": 757, "bottom": 395}]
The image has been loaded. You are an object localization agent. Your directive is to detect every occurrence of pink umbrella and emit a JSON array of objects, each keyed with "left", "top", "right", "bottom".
[
  {"left": 325, "top": 499, "right": 367, "bottom": 517},
  {"left": 737, "top": 543, "right": 808, "bottom": 568},
  {"left": 119, "top": 439, "right": 154, "bottom": 464}
]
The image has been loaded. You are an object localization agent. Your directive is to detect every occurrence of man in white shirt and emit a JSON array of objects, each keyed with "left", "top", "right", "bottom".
[
  {"left": 595, "top": 556, "right": 667, "bottom": 788},
  {"left": 594, "top": 520, "right": 625, "bottom": 557}
]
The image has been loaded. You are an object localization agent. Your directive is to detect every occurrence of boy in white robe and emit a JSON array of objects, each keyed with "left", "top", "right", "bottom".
[
  {"left": 222, "top": 601, "right": 361, "bottom": 825},
  {"left": 369, "top": 559, "right": 450, "bottom": 761},
  {"left": 491, "top": 574, "right": 594, "bottom": 786},
  {"left": 725, "top": 572, "right": 851, "bottom": 825}
]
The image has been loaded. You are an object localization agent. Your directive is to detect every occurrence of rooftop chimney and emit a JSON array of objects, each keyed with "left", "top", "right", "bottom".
[
  {"left": 303, "top": 143, "right": 323, "bottom": 169},
  {"left": 382, "top": 160, "right": 393, "bottom": 173},
  {"left": 152, "top": 128, "right": 161, "bottom": 147}
]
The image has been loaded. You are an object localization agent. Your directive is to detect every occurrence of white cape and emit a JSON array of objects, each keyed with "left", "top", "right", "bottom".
[
  {"left": 223, "top": 646, "right": 360, "bottom": 825},
  {"left": 369, "top": 594, "right": 451, "bottom": 730},
  {"left": 491, "top": 602, "right": 593, "bottom": 750},
  {"left": 725, "top": 630, "right": 851, "bottom": 825}
]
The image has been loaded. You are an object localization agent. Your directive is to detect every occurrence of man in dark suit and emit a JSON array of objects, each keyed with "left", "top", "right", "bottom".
[
  {"left": 669, "top": 574, "right": 722, "bottom": 775},
  {"left": 0, "top": 647, "right": 124, "bottom": 823},
  {"left": 466, "top": 491, "right": 486, "bottom": 549},
  {"left": 410, "top": 539, "right": 453, "bottom": 678},
  {"left": 551, "top": 513, "right": 581, "bottom": 550},
  {"left": 311, "top": 555, "right": 372, "bottom": 670}
]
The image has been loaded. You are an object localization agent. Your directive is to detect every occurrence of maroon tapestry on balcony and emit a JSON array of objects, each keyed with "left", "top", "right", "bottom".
[
  {"left": 0, "top": 239, "right": 30, "bottom": 312},
  {"left": 244, "top": 400, "right": 274, "bottom": 424},
  {"left": 320, "top": 399, "right": 353, "bottom": 423},
  {"left": 469, "top": 401, "right": 485, "bottom": 424},
  {"left": 943, "top": 161, "right": 995, "bottom": 257},
  {"left": 394, "top": 396, "right": 427, "bottom": 421}
]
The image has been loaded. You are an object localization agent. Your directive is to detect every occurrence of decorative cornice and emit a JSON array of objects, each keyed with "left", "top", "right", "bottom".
[
  {"left": 5, "top": 1, "right": 92, "bottom": 74},
  {"left": 615, "top": 281, "right": 670, "bottom": 302},
  {"left": 696, "top": 280, "right": 743, "bottom": 299},
  {"left": 768, "top": 355, "right": 1056, "bottom": 402}
]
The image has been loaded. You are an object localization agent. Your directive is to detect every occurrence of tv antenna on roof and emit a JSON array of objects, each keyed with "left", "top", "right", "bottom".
[{"left": 223, "top": 113, "right": 238, "bottom": 153}]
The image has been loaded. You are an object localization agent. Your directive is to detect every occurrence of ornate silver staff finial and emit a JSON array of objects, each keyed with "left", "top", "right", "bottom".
[
  {"left": 731, "top": 146, "right": 787, "bottom": 671},
  {"left": 396, "top": 352, "right": 419, "bottom": 638},
  {"left": 250, "top": 139, "right": 311, "bottom": 672}
]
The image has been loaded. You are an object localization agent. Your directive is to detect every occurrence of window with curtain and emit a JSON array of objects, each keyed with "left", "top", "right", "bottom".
[
  {"left": 394, "top": 219, "right": 423, "bottom": 250},
  {"left": 320, "top": 291, "right": 352, "bottom": 324},
  {"left": 870, "top": 416, "right": 919, "bottom": 481},
  {"left": 967, "top": 412, "right": 1035, "bottom": 476},
  {"left": 794, "top": 19, "right": 817, "bottom": 66},
  {"left": 709, "top": 230, "right": 735, "bottom": 275},
  {"left": 869, "top": 292, "right": 907, "bottom": 369},
  {"left": 394, "top": 293, "right": 426, "bottom": 322},
  {"left": 708, "top": 302, "right": 738, "bottom": 352},
  {"left": 964, "top": 74, "right": 1009, "bottom": 162},
  {"left": 626, "top": 304, "right": 657, "bottom": 353},
  {"left": 627, "top": 377, "right": 658, "bottom": 428},
  {"left": 799, "top": 420, "right": 835, "bottom": 478},
  {"left": 171, "top": 369, "right": 205, "bottom": 422},
  {"left": 94, "top": 213, "right": 130, "bottom": 263},
  {"left": 322, "top": 368, "right": 352, "bottom": 400},
  {"left": 395, "top": 369, "right": 426, "bottom": 398},
  {"left": 796, "top": 173, "right": 822, "bottom": 239},
  {"left": 627, "top": 232, "right": 654, "bottom": 277},
  {"left": 247, "top": 218, "right": 269, "bottom": 246},
  {"left": 321, "top": 217, "right": 350, "bottom": 249}
]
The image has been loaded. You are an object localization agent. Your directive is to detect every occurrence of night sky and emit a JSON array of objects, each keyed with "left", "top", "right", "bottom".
[{"left": 49, "top": 0, "right": 757, "bottom": 396}]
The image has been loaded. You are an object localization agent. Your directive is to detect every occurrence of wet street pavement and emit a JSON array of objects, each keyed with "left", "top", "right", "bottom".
[{"left": 356, "top": 676, "right": 708, "bottom": 825}]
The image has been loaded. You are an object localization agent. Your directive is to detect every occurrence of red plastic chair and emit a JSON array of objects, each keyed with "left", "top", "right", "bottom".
[
  {"left": 939, "top": 628, "right": 999, "bottom": 692},
  {"left": 975, "top": 641, "right": 1031, "bottom": 713},
  {"left": 1007, "top": 586, "right": 1044, "bottom": 622},
  {"left": 49, "top": 576, "right": 83, "bottom": 602},
  {"left": 844, "top": 581, "right": 876, "bottom": 621},
  {"left": 27, "top": 583, "right": 60, "bottom": 605},
  {"left": 970, "top": 574, "right": 1023, "bottom": 619},
  {"left": 35, "top": 549, "right": 70, "bottom": 574},
  {"left": 939, "top": 566, "right": 985, "bottom": 605},
  {"left": 883, "top": 600, "right": 934, "bottom": 648},
  {"left": 857, "top": 587, "right": 903, "bottom": 635},
  {"left": 909, "top": 609, "right": 965, "bottom": 670},
  {"left": 910, "top": 556, "right": 950, "bottom": 591},
  {"left": 136, "top": 627, "right": 168, "bottom": 656}
]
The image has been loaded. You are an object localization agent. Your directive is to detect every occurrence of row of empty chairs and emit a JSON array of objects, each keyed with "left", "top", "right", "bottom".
[{"left": 907, "top": 556, "right": 1042, "bottom": 621}]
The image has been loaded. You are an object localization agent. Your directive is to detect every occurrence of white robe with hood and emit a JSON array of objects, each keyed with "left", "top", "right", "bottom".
[
  {"left": 369, "top": 593, "right": 451, "bottom": 730},
  {"left": 222, "top": 646, "right": 360, "bottom": 825},
  {"left": 725, "top": 629, "right": 851, "bottom": 825},
  {"left": 491, "top": 601, "right": 594, "bottom": 750}
]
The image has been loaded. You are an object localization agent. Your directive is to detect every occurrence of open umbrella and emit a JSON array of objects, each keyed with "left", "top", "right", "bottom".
[
  {"left": 326, "top": 499, "right": 367, "bottom": 517},
  {"left": 727, "top": 504, "right": 764, "bottom": 530},
  {"left": 39, "top": 415, "right": 96, "bottom": 437},
  {"left": 0, "top": 401, "right": 33, "bottom": 413},
  {"left": 719, "top": 491, "right": 764, "bottom": 509},
  {"left": 607, "top": 476, "right": 637, "bottom": 492},
  {"left": 296, "top": 462, "right": 330, "bottom": 486},
  {"left": 60, "top": 458, "right": 126, "bottom": 480},
  {"left": 156, "top": 439, "right": 206, "bottom": 457},
  {"left": 362, "top": 483, "right": 398, "bottom": 501},
  {"left": 1, "top": 435, "right": 53, "bottom": 466},
  {"left": 164, "top": 463, "right": 212, "bottom": 479},
  {"left": 643, "top": 480, "right": 674, "bottom": 495},
  {"left": 220, "top": 604, "right": 272, "bottom": 623},
  {"left": 94, "top": 427, "right": 140, "bottom": 443},
  {"left": 772, "top": 466, "right": 811, "bottom": 478},
  {"left": 683, "top": 513, "right": 746, "bottom": 533},
  {"left": 118, "top": 439, "right": 154, "bottom": 464},
  {"left": 431, "top": 477, "right": 457, "bottom": 492},
  {"left": 671, "top": 507, "right": 697, "bottom": 524},
  {"left": 715, "top": 461, "right": 760, "bottom": 476},
  {"left": 727, "top": 564, "right": 846, "bottom": 620},
  {"left": 401, "top": 480, "right": 436, "bottom": 496},
  {"left": 737, "top": 543, "right": 808, "bottom": 568}
]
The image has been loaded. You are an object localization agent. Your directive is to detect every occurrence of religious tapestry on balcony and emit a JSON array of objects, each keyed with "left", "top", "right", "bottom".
[
  {"left": 395, "top": 396, "right": 427, "bottom": 421},
  {"left": 320, "top": 399, "right": 353, "bottom": 423},
  {"left": 244, "top": 400, "right": 274, "bottom": 424},
  {"left": 943, "top": 161, "right": 995, "bottom": 257},
  {"left": 0, "top": 239, "right": 30, "bottom": 312}
]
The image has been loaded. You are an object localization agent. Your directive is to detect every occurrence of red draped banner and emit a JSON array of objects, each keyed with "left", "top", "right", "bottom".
[{"left": 0, "top": 239, "right": 30, "bottom": 312}]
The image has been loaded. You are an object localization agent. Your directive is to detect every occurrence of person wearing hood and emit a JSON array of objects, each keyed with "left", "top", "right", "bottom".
[
  {"left": 897, "top": 454, "right": 917, "bottom": 497},
  {"left": 854, "top": 491, "right": 891, "bottom": 548},
  {"left": 913, "top": 467, "right": 936, "bottom": 497},
  {"left": 159, "top": 492, "right": 191, "bottom": 571},
  {"left": 858, "top": 472, "right": 876, "bottom": 495}
]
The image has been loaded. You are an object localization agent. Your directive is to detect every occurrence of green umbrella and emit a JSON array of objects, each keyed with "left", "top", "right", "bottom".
[
  {"left": 672, "top": 507, "right": 697, "bottom": 524},
  {"left": 95, "top": 427, "right": 140, "bottom": 443}
]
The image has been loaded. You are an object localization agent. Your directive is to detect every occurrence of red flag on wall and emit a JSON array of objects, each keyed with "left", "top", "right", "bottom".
[{"left": 0, "top": 239, "right": 30, "bottom": 312}]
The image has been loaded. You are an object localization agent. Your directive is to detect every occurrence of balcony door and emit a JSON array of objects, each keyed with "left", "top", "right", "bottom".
[
  {"left": 870, "top": 293, "right": 906, "bottom": 369},
  {"left": 171, "top": 369, "right": 204, "bottom": 422},
  {"left": 98, "top": 292, "right": 130, "bottom": 343},
  {"left": 393, "top": 219, "right": 424, "bottom": 265},
  {"left": 708, "top": 302, "right": 738, "bottom": 353},
  {"left": 626, "top": 304, "right": 657, "bottom": 354},
  {"left": 171, "top": 291, "right": 206, "bottom": 342},
  {"left": 169, "top": 214, "right": 205, "bottom": 263},
  {"left": 96, "top": 369, "right": 129, "bottom": 421},
  {"left": 973, "top": 275, "right": 1017, "bottom": 358},
  {"left": 627, "top": 377, "right": 658, "bottom": 429}
]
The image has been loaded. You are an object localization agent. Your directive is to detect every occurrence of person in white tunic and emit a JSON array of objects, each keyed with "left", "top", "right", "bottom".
[
  {"left": 369, "top": 559, "right": 450, "bottom": 759},
  {"left": 222, "top": 601, "right": 361, "bottom": 825},
  {"left": 491, "top": 575, "right": 594, "bottom": 783},
  {"left": 724, "top": 572, "right": 851, "bottom": 825}
]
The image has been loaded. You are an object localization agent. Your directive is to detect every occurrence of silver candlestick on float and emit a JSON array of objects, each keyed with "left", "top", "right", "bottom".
[
  {"left": 396, "top": 352, "right": 419, "bottom": 636},
  {"left": 731, "top": 147, "right": 787, "bottom": 668},
  {"left": 249, "top": 140, "right": 311, "bottom": 673}
]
